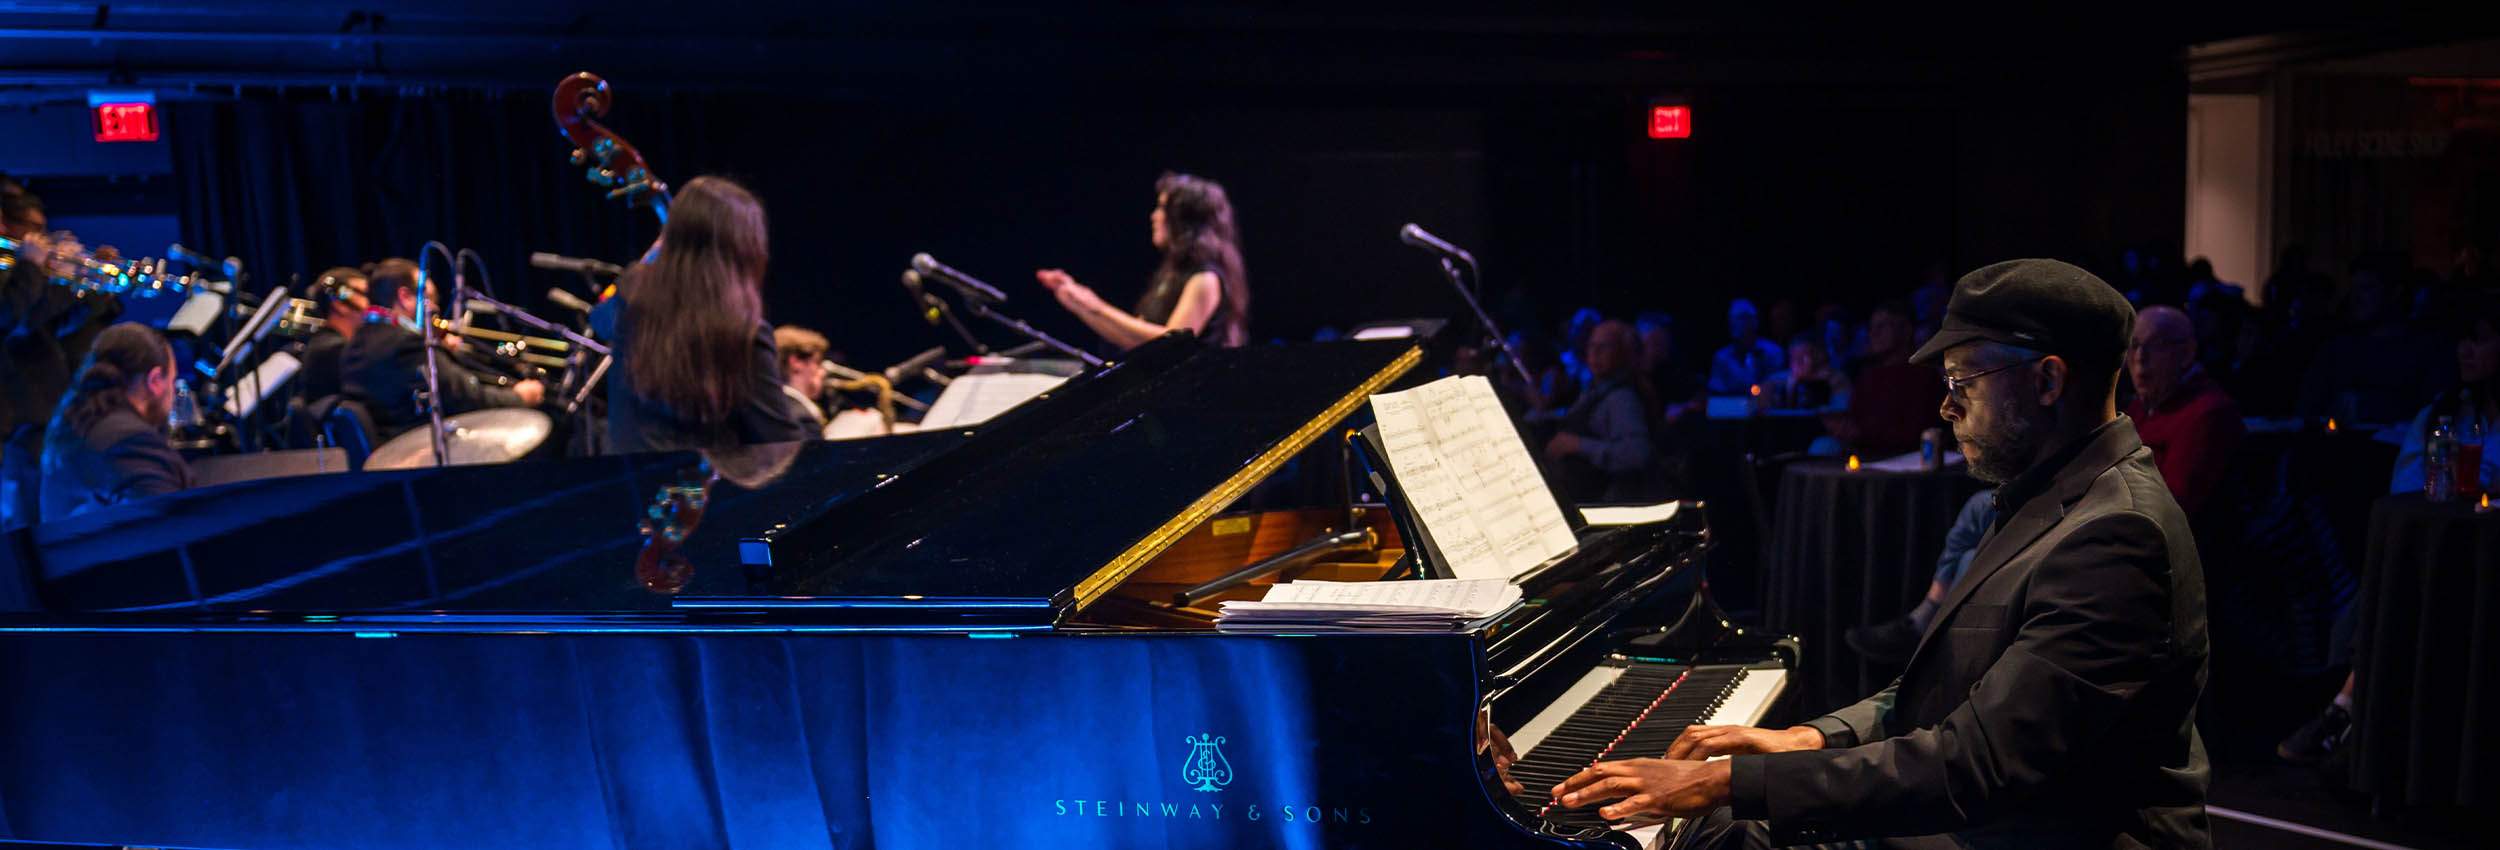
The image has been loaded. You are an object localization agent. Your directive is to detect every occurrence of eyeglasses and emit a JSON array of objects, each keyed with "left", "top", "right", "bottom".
[{"left": 1943, "top": 355, "right": 2047, "bottom": 400}]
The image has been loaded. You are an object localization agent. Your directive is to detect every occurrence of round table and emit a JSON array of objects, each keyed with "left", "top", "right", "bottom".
[
  {"left": 1762, "top": 458, "right": 1985, "bottom": 719},
  {"left": 2349, "top": 493, "right": 2500, "bottom": 809}
]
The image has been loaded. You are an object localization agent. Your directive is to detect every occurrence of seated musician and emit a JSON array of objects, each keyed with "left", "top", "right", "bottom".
[
  {"left": 1544, "top": 260, "right": 2211, "bottom": 848},
  {"left": 1036, "top": 172, "right": 1250, "bottom": 350},
  {"left": 773, "top": 324, "right": 832, "bottom": 437},
  {"left": 38, "top": 322, "right": 192, "bottom": 521},
  {"left": 603, "top": 176, "right": 806, "bottom": 453},
  {"left": 340, "top": 258, "right": 544, "bottom": 438},
  {"left": 298, "top": 266, "right": 370, "bottom": 403},
  {"left": 3, "top": 192, "right": 123, "bottom": 530}
]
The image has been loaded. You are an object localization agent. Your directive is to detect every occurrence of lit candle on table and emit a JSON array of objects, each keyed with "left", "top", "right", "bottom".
[{"left": 1847, "top": 455, "right": 1860, "bottom": 472}]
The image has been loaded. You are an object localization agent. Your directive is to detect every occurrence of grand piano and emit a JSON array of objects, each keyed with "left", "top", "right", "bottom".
[{"left": 0, "top": 334, "right": 1795, "bottom": 849}]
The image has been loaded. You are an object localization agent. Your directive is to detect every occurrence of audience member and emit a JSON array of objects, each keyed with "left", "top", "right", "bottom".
[
  {"left": 1545, "top": 320, "right": 1658, "bottom": 503},
  {"left": 1814, "top": 303, "right": 1864, "bottom": 376},
  {"left": 1762, "top": 297, "right": 1801, "bottom": 358},
  {"left": 1759, "top": 334, "right": 1847, "bottom": 412},
  {"left": 2280, "top": 299, "right": 2500, "bottom": 766},
  {"left": 2124, "top": 306, "right": 2244, "bottom": 519},
  {"left": 2388, "top": 301, "right": 2500, "bottom": 496},
  {"left": 1707, "top": 299, "right": 1784, "bottom": 395},
  {"left": 2297, "top": 257, "right": 2454, "bottom": 424},
  {"left": 1637, "top": 312, "right": 1705, "bottom": 423},
  {"left": 1559, "top": 307, "right": 1603, "bottom": 389},
  {"left": 2227, "top": 271, "right": 2335, "bottom": 416},
  {"left": 1824, "top": 299, "right": 1944, "bottom": 457}
]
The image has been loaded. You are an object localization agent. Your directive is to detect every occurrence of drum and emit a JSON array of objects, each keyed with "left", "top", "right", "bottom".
[{"left": 364, "top": 408, "right": 555, "bottom": 471}]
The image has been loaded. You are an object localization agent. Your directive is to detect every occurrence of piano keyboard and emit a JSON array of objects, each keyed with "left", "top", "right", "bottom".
[{"left": 1505, "top": 661, "right": 1788, "bottom": 843}]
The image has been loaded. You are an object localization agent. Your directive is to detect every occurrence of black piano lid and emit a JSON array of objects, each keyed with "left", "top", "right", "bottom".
[
  {"left": 724, "top": 335, "right": 1424, "bottom": 623},
  {"left": 17, "top": 430, "right": 968, "bottom": 616}
]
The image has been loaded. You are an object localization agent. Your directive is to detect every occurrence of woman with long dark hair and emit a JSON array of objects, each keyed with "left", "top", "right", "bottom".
[
  {"left": 1036, "top": 171, "right": 1250, "bottom": 349},
  {"left": 604, "top": 176, "right": 806, "bottom": 453},
  {"left": 39, "top": 322, "right": 191, "bottom": 521}
]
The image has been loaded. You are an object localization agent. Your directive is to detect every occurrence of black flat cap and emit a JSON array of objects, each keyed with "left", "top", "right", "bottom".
[{"left": 1910, "top": 259, "right": 2135, "bottom": 366}]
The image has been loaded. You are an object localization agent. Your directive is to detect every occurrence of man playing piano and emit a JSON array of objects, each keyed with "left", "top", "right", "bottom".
[{"left": 1550, "top": 259, "right": 2210, "bottom": 848}]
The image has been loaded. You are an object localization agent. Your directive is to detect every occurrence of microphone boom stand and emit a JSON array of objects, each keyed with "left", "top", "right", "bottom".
[
  {"left": 963, "top": 300, "right": 1105, "bottom": 368},
  {"left": 417, "top": 242, "right": 457, "bottom": 467},
  {"left": 1432, "top": 255, "right": 1535, "bottom": 389}
]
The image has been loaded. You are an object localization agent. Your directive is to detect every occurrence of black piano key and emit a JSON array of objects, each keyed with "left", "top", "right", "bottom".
[{"left": 1511, "top": 665, "right": 1768, "bottom": 828}]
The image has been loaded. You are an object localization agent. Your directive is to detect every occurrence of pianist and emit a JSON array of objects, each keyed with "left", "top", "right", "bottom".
[
  {"left": 38, "top": 322, "right": 192, "bottom": 521},
  {"left": 1552, "top": 259, "right": 2211, "bottom": 849}
]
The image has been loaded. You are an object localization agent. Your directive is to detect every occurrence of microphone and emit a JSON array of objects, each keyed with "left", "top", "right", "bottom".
[
  {"left": 222, "top": 255, "right": 245, "bottom": 281},
  {"left": 546, "top": 287, "right": 595, "bottom": 313},
  {"left": 882, "top": 346, "right": 950, "bottom": 384},
  {"left": 910, "top": 253, "right": 1007, "bottom": 304},
  {"left": 530, "top": 251, "right": 626, "bottom": 277},
  {"left": 1398, "top": 223, "right": 1474, "bottom": 265},
  {"left": 901, "top": 270, "right": 943, "bottom": 325},
  {"left": 461, "top": 298, "right": 502, "bottom": 316}
]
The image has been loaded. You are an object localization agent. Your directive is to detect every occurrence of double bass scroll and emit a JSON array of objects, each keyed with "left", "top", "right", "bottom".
[{"left": 552, "top": 72, "right": 672, "bottom": 222}]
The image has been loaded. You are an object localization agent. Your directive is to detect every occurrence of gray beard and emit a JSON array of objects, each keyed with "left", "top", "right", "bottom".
[{"left": 1959, "top": 399, "right": 2045, "bottom": 485}]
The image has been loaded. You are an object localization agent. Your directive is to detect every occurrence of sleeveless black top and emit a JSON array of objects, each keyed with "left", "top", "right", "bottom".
[{"left": 1135, "top": 264, "right": 1242, "bottom": 347}]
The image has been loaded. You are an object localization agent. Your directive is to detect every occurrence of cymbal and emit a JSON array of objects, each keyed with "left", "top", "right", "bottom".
[{"left": 366, "top": 407, "right": 554, "bottom": 471}]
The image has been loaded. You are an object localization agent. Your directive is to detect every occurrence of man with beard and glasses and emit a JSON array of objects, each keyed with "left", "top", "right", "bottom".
[
  {"left": 1544, "top": 259, "right": 2211, "bottom": 849},
  {"left": 38, "top": 323, "right": 192, "bottom": 521}
]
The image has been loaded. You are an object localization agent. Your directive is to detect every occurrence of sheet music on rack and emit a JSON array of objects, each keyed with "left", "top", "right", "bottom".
[
  {"left": 1215, "top": 578, "right": 1521, "bottom": 633},
  {"left": 917, "top": 370, "right": 1069, "bottom": 429},
  {"left": 1368, "top": 374, "right": 1579, "bottom": 581}
]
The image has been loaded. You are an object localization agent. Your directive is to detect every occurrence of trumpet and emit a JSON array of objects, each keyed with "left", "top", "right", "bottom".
[{"left": 0, "top": 233, "right": 229, "bottom": 298}]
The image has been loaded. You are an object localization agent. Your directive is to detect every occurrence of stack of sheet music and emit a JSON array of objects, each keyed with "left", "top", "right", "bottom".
[{"left": 1215, "top": 578, "right": 1522, "bottom": 633}]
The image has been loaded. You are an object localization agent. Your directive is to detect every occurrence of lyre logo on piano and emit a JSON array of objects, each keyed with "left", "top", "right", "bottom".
[{"left": 1181, "top": 733, "right": 1235, "bottom": 792}]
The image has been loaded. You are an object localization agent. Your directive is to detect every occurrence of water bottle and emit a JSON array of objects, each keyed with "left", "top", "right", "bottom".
[
  {"left": 2427, "top": 415, "right": 2457, "bottom": 503},
  {"left": 169, "top": 378, "right": 200, "bottom": 431}
]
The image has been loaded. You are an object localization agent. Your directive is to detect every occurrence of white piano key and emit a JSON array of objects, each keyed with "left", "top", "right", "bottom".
[
  {"left": 1508, "top": 664, "right": 1629, "bottom": 758},
  {"left": 1705, "top": 667, "right": 1788, "bottom": 727}
]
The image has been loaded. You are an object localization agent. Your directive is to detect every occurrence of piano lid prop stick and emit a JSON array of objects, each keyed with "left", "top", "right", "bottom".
[{"left": 1176, "top": 528, "right": 1377, "bottom": 607}]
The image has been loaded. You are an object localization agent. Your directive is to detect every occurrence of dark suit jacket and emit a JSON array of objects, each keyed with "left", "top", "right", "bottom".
[
  {"left": 298, "top": 326, "right": 348, "bottom": 403},
  {"left": 338, "top": 321, "right": 524, "bottom": 438},
  {"left": 39, "top": 406, "right": 192, "bottom": 522},
  {"left": 1, "top": 260, "right": 121, "bottom": 434},
  {"left": 1730, "top": 417, "right": 2211, "bottom": 849}
]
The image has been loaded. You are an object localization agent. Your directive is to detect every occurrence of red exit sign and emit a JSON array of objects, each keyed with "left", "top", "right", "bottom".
[
  {"left": 1648, "top": 105, "right": 1691, "bottom": 139},
  {"left": 93, "top": 102, "right": 159, "bottom": 143}
]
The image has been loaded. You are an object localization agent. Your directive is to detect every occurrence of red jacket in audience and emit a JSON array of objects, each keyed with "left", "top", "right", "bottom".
[{"left": 2125, "top": 369, "right": 2244, "bottom": 518}]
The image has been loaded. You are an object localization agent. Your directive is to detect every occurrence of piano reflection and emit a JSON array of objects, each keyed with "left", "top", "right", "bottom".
[{"left": 0, "top": 333, "right": 1796, "bottom": 849}]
